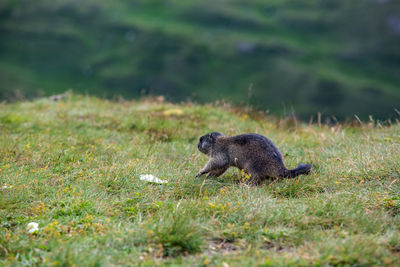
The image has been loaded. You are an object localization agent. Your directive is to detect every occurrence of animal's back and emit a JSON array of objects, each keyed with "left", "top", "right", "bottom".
[
  {"left": 229, "top": 134, "right": 283, "bottom": 158},
  {"left": 224, "top": 134, "right": 286, "bottom": 176}
]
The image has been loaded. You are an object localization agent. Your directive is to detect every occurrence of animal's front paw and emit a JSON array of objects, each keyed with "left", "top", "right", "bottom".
[{"left": 205, "top": 172, "right": 217, "bottom": 178}]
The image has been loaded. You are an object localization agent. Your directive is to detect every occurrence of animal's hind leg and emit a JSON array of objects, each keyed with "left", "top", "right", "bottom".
[
  {"left": 244, "top": 167, "right": 264, "bottom": 185},
  {"left": 246, "top": 174, "right": 263, "bottom": 186},
  {"left": 206, "top": 167, "right": 228, "bottom": 178},
  {"left": 241, "top": 164, "right": 263, "bottom": 185}
]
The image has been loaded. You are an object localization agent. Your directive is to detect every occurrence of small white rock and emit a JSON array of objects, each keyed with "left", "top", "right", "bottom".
[
  {"left": 139, "top": 174, "right": 168, "bottom": 184},
  {"left": 27, "top": 222, "right": 39, "bottom": 234}
]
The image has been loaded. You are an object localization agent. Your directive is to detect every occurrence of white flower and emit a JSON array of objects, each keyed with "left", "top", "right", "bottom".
[
  {"left": 139, "top": 174, "right": 168, "bottom": 184},
  {"left": 1, "top": 185, "right": 12, "bottom": 189},
  {"left": 27, "top": 222, "right": 39, "bottom": 234}
]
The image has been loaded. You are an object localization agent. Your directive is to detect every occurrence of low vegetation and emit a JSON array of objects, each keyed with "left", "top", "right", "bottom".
[{"left": 1, "top": 94, "right": 399, "bottom": 266}]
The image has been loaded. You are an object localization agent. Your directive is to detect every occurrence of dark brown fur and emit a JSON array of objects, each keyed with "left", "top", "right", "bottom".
[{"left": 196, "top": 132, "right": 312, "bottom": 184}]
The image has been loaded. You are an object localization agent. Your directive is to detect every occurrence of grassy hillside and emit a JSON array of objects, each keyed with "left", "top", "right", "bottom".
[
  {"left": 0, "top": 94, "right": 399, "bottom": 266},
  {"left": 1, "top": 0, "right": 400, "bottom": 120}
]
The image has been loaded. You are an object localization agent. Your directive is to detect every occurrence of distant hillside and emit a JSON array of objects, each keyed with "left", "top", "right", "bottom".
[{"left": 1, "top": 0, "right": 400, "bottom": 120}]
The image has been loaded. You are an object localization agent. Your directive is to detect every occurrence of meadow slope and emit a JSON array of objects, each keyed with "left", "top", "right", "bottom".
[{"left": 1, "top": 94, "right": 400, "bottom": 266}]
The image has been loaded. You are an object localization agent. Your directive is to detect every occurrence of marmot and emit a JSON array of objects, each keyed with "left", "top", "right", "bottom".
[{"left": 196, "top": 132, "right": 312, "bottom": 184}]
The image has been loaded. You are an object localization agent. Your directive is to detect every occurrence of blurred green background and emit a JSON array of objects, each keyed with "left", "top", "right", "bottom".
[{"left": 1, "top": 0, "right": 399, "bottom": 121}]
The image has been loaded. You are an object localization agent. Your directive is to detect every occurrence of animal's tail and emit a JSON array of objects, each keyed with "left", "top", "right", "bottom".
[{"left": 283, "top": 164, "right": 312, "bottom": 178}]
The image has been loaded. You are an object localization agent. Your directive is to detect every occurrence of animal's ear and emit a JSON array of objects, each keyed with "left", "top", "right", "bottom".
[{"left": 209, "top": 132, "right": 223, "bottom": 142}]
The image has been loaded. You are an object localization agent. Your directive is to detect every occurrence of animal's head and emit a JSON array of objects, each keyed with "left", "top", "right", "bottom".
[{"left": 197, "top": 132, "right": 224, "bottom": 155}]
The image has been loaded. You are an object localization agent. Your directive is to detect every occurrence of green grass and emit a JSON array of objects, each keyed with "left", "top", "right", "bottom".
[{"left": 1, "top": 94, "right": 400, "bottom": 266}]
